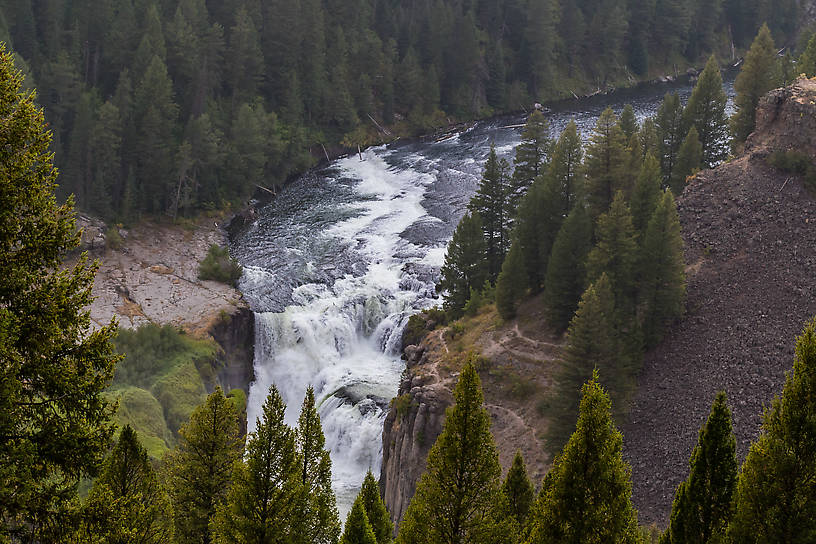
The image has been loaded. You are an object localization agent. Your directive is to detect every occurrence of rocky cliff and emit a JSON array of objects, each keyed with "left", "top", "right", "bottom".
[
  {"left": 380, "top": 300, "right": 563, "bottom": 526},
  {"left": 623, "top": 78, "right": 816, "bottom": 526}
]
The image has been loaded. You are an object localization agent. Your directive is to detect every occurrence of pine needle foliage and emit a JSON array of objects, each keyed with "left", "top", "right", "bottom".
[
  {"left": 358, "top": 470, "right": 393, "bottom": 544},
  {"left": 495, "top": 242, "right": 528, "bottom": 320},
  {"left": 731, "top": 24, "right": 781, "bottom": 143},
  {"left": 682, "top": 55, "right": 728, "bottom": 169},
  {"left": 727, "top": 319, "right": 816, "bottom": 542},
  {"left": 502, "top": 451, "right": 535, "bottom": 531},
  {"left": 341, "top": 497, "right": 378, "bottom": 544},
  {"left": 660, "top": 392, "right": 737, "bottom": 544}
]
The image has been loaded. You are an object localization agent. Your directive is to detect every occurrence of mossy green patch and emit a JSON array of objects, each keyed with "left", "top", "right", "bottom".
[
  {"left": 108, "top": 386, "right": 173, "bottom": 459},
  {"left": 152, "top": 361, "right": 208, "bottom": 435}
]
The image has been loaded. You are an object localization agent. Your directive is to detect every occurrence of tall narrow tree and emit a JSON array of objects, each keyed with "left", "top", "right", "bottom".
[
  {"left": 495, "top": 241, "right": 528, "bottom": 320},
  {"left": 548, "top": 119, "right": 584, "bottom": 215},
  {"left": 584, "top": 108, "right": 629, "bottom": 221},
  {"left": 358, "top": 470, "right": 392, "bottom": 544},
  {"left": 655, "top": 92, "right": 684, "bottom": 186},
  {"left": 502, "top": 451, "right": 534, "bottom": 531},
  {"left": 470, "top": 146, "right": 512, "bottom": 280},
  {"left": 682, "top": 55, "right": 729, "bottom": 169},
  {"left": 672, "top": 127, "right": 703, "bottom": 194},
  {"left": 731, "top": 24, "right": 781, "bottom": 143},
  {"left": 660, "top": 391, "right": 737, "bottom": 544},
  {"left": 509, "top": 110, "right": 551, "bottom": 214},
  {"left": 439, "top": 211, "right": 488, "bottom": 318}
]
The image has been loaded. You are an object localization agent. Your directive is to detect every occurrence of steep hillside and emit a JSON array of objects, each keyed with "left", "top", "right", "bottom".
[
  {"left": 380, "top": 297, "right": 564, "bottom": 526},
  {"left": 623, "top": 78, "right": 816, "bottom": 525}
]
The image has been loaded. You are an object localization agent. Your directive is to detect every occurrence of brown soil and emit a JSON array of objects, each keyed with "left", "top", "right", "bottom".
[{"left": 622, "top": 149, "right": 816, "bottom": 526}]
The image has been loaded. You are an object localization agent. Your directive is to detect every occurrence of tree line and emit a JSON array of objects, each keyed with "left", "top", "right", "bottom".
[
  {"left": 439, "top": 22, "right": 807, "bottom": 447},
  {"left": 0, "top": 0, "right": 803, "bottom": 221}
]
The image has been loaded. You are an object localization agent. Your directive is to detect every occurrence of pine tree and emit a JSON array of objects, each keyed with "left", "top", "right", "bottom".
[
  {"left": 470, "top": 146, "right": 512, "bottom": 280},
  {"left": 586, "top": 192, "right": 639, "bottom": 313},
  {"left": 0, "top": 45, "right": 119, "bottom": 541},
  {"left": 619, "top": 104, "right": 638, "bottom": 139},
  {"left": 212, "top": 385, "right": 300, "bottom": 544},
  {"left": 548, "top": 119, "right": 584, "bottom": 215},
  {"left": 529, "top": 372, "right": 641, "bottom": 543},
  {"left": 495, "top": 242, "right": 528, "bottom": 320},
  {"left": 639, "top": 191, "right": 686, "bottom": 348},
  {"left": 509, "top": 110, "right": 551, "bottom": 214},
  {"left": 639, "top": 117, "right": 659, "bottom": 161},
  {"left": 672, "top": 127, "right": 703, "bottom": 195},
  {"left": 727, "top": 319, "right": 816, "bottom": 542},
  {"left": 585, "top": 107, "right": 629, "bottom": 221},
  {"left": 630, "top": 154, "right": 663, "bottom": 235},
  {"left": 167, "top": 387, "right": 243, "bottom": 544},
  {"left": 798, "top": 33, "right": 816, "bottom": 77},
  {"left": 439, "top": 211, "right": 488, "bottom": 318},
  {"left": 358, "top": 470, "right": 392, "bottom": 544},
  {"left": 682, "top": 55, "right": 729, "bottom": 169},
  {"left": 396, "top": 361, "right": 515, "bottom": 544},
  {"left": 731, "top": 24, "right": 781, "bottom": 143},
  {"left": 78, "top": 426, "right": 173, "bottom": 543},
  {"left": 502, "top": 451, "right": 534, "bottom": 530},
  {"left": 656, "top": 92, "right": 684, "bottom": 186},
  {"left": 295, "top": 386, "right": 341, "bottom": 544},
  {"left": 543, "top": 206, "right": 593, "bottom": 333},
  {"left": 660, "top": 392, "right": 737, "bottom": 544},
  {"left": 341, "top": 497, "right": 378, "bottom": 544}
]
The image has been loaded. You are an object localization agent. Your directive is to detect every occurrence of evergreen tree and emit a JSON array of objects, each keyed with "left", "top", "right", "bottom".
[
  {"left": 396, "top": 361, "right": 515, "bottom": 544},
  {"left": 340, "top": 497, "right": 378, "bottom": 544},
  {"left": 682, "top": 55, "right": 729, "bottom": 169},
  {"left": 548, "top": 119, "right": 584, "bottom": 215},
  {"left": 655, "top": 92, "right": 684, "bottom": 186},
  {"left": 619, "top": 104, "right": 638, "bottom": 139},
  {"left": 78, "top": 426, "right": 173, "bottom": 542},
  {"left": 586, "top": 192, "right": 639, "bottom": 313},
  {"left": 638, "top": 191, "right": 686, "bottom": 348},
  {"left": 544, "top": 205, "right": 593, "bottom": 333},
  {"left": 0, "top": 45, "right": 119, "bottom": 541},
  {"left": 798, "top": 33, "right": 816, "bottom": 77},
  {"left": 502, "top": 451, "right": 534, "bottom": 530},
  {"left": 212, "top": 385, "right": 300, "bottom": 544},
  {"left": 295, "top": 386, "right": 341, "bottom": 544},
  {"left": 439, "top": 211, "right": 488, "bottom": 318},
  {"left": 358, "top": 470, "right": 392, "bottom": 544},
  {"left": 630, "top": 154, "right": 663, "bottom": 235},
  {"left": 639, "top": 117, "right": 659, "bottom": 161},
  {"left": 509, "top": 111, "right": 551, "bottom": 214},
  {"left": 167, "top": 387, "right": 243, "bottom": 544},
  {"left": 660, "top": 392, "right": 737, "bottom": 544},
  {"left": 470, "top": 146, "right": 512, "bottom": 280},
  {"left": 672, "top": 127, "right": 703, "bottom": 195},
  {"left": 495, "top": 242, "right": 528, "bottom": 320},
  {"left": 731, "top": 24, "right": 781, "bottom": 143},
  {"left": 585, "top": 108, "right": 629, "bottom": 221},
  {"left": 728, "top": 319, "right": 816, "bottom": 542},
  {"left": 529, "top": 372, "right": 641, "bottom": 544}
]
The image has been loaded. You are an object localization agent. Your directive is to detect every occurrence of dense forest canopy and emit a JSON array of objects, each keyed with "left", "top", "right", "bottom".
[{"left": 0, "top": 0, "right": 801, "bottom": 221}]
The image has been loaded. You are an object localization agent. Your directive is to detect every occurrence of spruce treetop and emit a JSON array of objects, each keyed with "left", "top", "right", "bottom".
[
  {"left": 731, "top": 23, "right": 781, "bottom": 143},
  {"left": 358, "top": 470, "right": 393, "bottom": 544},
  {"left": 341, "top": 496, "right": 378, "bottom": 544},
  {"left": 682, "top": 55, "right": 728, "bottom": 169}
]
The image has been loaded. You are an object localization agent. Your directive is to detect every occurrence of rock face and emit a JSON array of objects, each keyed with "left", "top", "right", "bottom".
[
  {"left": 210, "top": 306, "right": 256, "bottom": 395},
  {"left": 623, "top": 78, "right": 816, "bottom": 526}
]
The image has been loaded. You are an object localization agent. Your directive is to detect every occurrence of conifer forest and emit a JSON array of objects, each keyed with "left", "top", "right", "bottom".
[{"left": 2, "top": 0, "right": 816, "bottom": 542}]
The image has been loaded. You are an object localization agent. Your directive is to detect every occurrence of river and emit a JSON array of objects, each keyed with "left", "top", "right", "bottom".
[{"left": 229, "top": 77, "right": 736, "bottom": 520}]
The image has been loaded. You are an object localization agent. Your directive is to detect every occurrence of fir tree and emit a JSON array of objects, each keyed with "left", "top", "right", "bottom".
[
  {"left": 0, "top": 45, "right": 119, "bottom": 540},
  {"left": 358, "top": 470, "right": 392, "bottom": 544},
  {"left": 512, "top": 175, "right": 564, "bottom": 293},
  {"left": 212, "top": 385, "right": 300, "bottom": 544},
  {"left": 439, "top": 211, "right": 488, "bottom": 318},
  {"left": 660, "top": 391, "right": 737, "bottom": 544},
  {"left": 295, "top": 386, "right": 341, "bottom": 544},
  {"left": 655, "top": 92, "right": 684, "bottom": 186},
  {"left": 638, "top": 191, "right": 686, "bottom": 348},
  {"left": 630, "top": 154, "right": 663, "bottom": 236},
  {"left": 77, "top": 426, "right": 173, "bottom": 543},
  {"left": 618, "top": 104, "right": 638, "bottom": 139},
  {"left": 167, "top": 387, "right": 243, "bottom": 544},
  {"left": 731, "top": 24, "right": 781, "bottom": 143},
  {"left": 728, "top": 319, "right": 816, "bottom": 542},
  {"left": 639, "top": 117, "right": 659, "bottom": 161},
  {"left": 672, "top": 127, "right": 703, "bottom": 195},
  {"left": 470, "top": 146, "right": 512, "bottom": 280},
  {"left": 682, "top": 55, "right": 729, "bottom": 169},
  {"left": 798, "top": 33, "right": 816, "bottom": 77},
  {"left": 543, "top": 206, "right": 593, "bottom": 333},
  {"left": 585, "top": 107, "right": 629, "bottom": 221},
  {"left": 502, "top": 451, "right": 534, "bottom": 530},
  {"left": 586, "top": 192, "right": 639, "bottom": 313},
  {"left": 495, "top": 242, "right": 528, "bottom": 320},
  {"left": 341, "top": 497, "right": 378, "bottom": 544},
  {"left": 548, "top": 119, "right": 584, "bottom": 215},
  {"left": 529, "top": 372, "right": 641, "bottom": 544},
  {"left": 396, "top": 361, "right": 515, "bottom": 544},
  {"left": 509, "top": 110, "right": 551, "bottom": 214}
]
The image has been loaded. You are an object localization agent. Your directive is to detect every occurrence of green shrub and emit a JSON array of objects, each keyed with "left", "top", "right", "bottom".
[
  {"left": 767, "top": 150, "right": 816, "bottom": 191},
  {"left": 228, "top": 388, "right": 247, "bottom": 413},
  {"left": 402, "top": 314, "right": 429, "bottom": 348},
  {"left": 445, "top": 322, "right": 465, "bottom": 341},
  {"left": 425, "top": 307, "right": 448, "bottom": 327},
  {"left": 198, "top": 244, "right": 243, "bottom": 286},
  {"left": 391, "top": 393, "right": 415, "bottom": 420},
  {"left": 105, "top": 226, "right": 124, "bottom": 250}
]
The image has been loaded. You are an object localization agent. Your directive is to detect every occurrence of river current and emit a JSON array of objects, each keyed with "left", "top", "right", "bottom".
[{"left": 230, "top": 77, "right": 735, "bottom": 520}]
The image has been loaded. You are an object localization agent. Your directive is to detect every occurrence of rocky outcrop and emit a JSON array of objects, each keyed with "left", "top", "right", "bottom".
[
  {"left": 623, "top": 78, "right": 816, "bottom": 526},
  {"left": 210, "top": 306, "right": 256, "bottom": 395}
]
